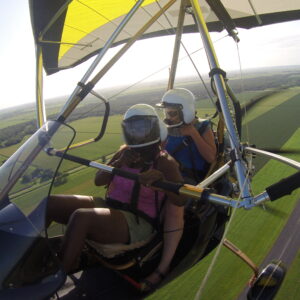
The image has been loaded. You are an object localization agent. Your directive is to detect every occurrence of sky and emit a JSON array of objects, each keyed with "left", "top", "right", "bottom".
[{"left": 1, "top": 1, "right": 300, "bottom": 111}]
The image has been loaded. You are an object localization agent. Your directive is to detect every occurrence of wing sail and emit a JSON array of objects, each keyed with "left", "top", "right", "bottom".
[{"left": 29, "top": 0, "right": 300, "bottom": 75}]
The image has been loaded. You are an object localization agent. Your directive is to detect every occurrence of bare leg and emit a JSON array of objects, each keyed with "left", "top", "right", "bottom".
[
  {"left": 46, "top": 194, "right": 95, "bottom": 226},
  {"left": 144, "top": 200, "right": 184, "bottom": 286},
  {"left": 61, "top": 207, "right": 130, "bottom": 273}
]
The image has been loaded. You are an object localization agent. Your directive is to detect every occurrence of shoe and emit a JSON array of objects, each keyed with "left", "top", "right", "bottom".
[{"left": 140, "top": 269, "right": 166, "bottom": 292}]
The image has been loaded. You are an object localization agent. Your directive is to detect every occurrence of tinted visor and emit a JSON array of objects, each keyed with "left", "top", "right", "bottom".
[
  {"left": 161, "top": 104, "right": 183, "bottom": 127},
  {"left": 122, "top": 115, "right": 160, "bottom": 147}
]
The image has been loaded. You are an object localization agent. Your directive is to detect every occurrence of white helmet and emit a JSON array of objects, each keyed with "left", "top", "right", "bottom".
[
  {"left": 157, "top": 88, "right": 196, "bottom": 127},
  {"left": 122, "top": 104, "right": 167, "bottom": 148}
]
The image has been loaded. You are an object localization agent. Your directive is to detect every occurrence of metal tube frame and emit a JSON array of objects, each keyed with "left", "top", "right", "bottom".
[
  {"left": 245, "top": 146, "right": 300, "bottom": 170},
  {"left": 33, "top": 0, "right": 73, "bottom": 127},
  {"left": 35, "top": 44, "right": 46, "bottom": 128},
  {"left": 58, "top": 0, "right": 147, "bottom": 120},
  {"left": 52, "top": 1, "right": 300, "bottom": 210},
  {"left": 189, "top": 0, "right": 252, "bottom": 206},
  {"left": 87, "top": 156, "right": 299, "bottom": 210},
  {"left": 90, "top": 0, "right": 176, "bottom": 86},
  {"left": 168, "top": 0, "right": 187, "bottom": 90},
  {"left": 11, "top": 1, "right": 300, "bottom": 211},
  {"left": 197, "top": 161, "right": 231, "bottom": 188}
]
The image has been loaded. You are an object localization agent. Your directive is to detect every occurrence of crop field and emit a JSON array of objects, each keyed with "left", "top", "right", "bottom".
[
  {"left": 0, "top": 107, "right": 36, "bottom": 129},
  {"left": 0, "top": 154, "right": 7, "bottom": 163},
  {"left": 0, "top": 67, "right": 300, "bottom": 299},
  {"left": 0, "top": 97, "right": 72, "bottom": 129},
  {"left": 277, "top": 250, "right": 300, "bottom": 299},
  {"left": 241, "top": 87, "right": 300, "bottom": 124},
  {"left": 241, "top": 88, "right": 300, "bottom": 171},
  {"left": 147, "top": 129, "right": 300, "bottom": 300}
]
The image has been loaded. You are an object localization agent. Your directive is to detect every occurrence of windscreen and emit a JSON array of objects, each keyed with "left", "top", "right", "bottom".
[{"left": 0, "top": 121, "right": 75, "bottom": 228}]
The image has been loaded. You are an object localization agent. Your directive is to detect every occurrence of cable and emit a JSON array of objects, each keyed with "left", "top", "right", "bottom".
[{"left": 194, "top": 166, "right": 252, "bottom": 299}]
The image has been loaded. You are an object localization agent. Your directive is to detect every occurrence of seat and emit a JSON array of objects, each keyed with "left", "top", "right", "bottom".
[{"left": 84, "top": 232, "right": 163, "bottom": 271}]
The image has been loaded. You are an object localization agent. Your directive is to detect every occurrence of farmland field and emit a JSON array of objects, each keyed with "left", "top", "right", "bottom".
[
  {"left": 147, "top": 129, "right": 300, "bottom": 300},
  {"left": 241, "top": 88, "right": 300, "bottom": 171},
  {"left": 0, "top": 66, "right": 300, "bottom": 299},
  {"left": 241, "top": 86, "right": 300, "bottom": 124},
  {"left": 276, "top": 250, "right": 300, "bottom": 300}
]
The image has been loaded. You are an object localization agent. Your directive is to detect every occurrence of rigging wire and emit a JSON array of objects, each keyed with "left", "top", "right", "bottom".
[
  {"left": 194, "top": 167, "right": 252, "bottom": 300},
  {"left": 72, "top": 36, "right": 228, "bottom": 123},
  {"left": 62, "top": 7, "right": 258, "bottom": 298},
  {"left": 75, "top": 0, "right": 133, "bottom": 38},
  {"left": 71, "top": 1, "right": 226, "bottom": 122},
  {"left": 235, "top": 39, "right": 251, "bottom": 146},
  {"left": 247, "top": 0, "right": 262, "bottom": 25},
  {"left": 145, "top": 4, "right": 256, "bottom": 299},
  {"left": 161, "top": 1, "right": 217, "bottom": 105},
  {"left": 242, "top": 197, "right": 300, "bottom": 300},
  {"left": 191, "top": 28, "right": 259, "bottom": 299},
  {"left": 143, "top": 0, "right": 217, "bottom": 104}
]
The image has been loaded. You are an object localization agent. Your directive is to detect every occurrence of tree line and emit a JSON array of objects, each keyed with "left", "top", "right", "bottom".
[
  {"left": 0, "top": 91, "right": 162, "bottom": 149},
  {"left": 1, "top": 67, "right": 299, "bottom": 149}
]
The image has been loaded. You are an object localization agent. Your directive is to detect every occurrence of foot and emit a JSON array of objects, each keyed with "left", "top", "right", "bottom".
[{"left": 140, "top": 269, "right": 167, "bottom": 292}]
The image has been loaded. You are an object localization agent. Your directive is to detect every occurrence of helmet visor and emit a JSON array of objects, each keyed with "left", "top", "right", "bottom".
[
  {"left": 122, "top": 115, "right": 160, "bottom": 147},
  {"left": 161, "top": 104, "right": 183, "bottom": 128}
]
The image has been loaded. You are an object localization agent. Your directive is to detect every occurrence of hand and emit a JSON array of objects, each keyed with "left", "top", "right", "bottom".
[
  {"left": 179, "top": 124, "right": 197, "bottom": 137},
  {"left": 139, "top": 169, "right": 165, "bottom": 187},
  {"left": 118, "top": 148, "right": 141, "bottom": 166}
]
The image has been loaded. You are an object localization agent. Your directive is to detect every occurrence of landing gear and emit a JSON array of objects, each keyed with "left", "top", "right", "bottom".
[{"left": 247, "top": 260, "right": 286, "bottom": 300}]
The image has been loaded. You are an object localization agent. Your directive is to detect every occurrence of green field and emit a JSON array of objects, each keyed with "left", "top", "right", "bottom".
[
  {"left": 147, "top": 129, "right": 300, "bottom": 300},
  {"left": 276, "top": 250, "right": 300, "bottom": 300},
  {"left": 0, "top": 154, "right": 7, "bottom": 163},
  {"left": 1, "top": 69, "right": 300, "bottom": 299},
  {"left": 45, "top": 90, "right": 300, "bottom": 299},
  {"left": 242, "top": 87, "right": 300, "bottom": 124}
]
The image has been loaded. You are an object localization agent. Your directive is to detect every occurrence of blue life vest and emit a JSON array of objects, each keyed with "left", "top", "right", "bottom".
[{"left": 165, "top": 119, "right": 210, "bottom": 182}]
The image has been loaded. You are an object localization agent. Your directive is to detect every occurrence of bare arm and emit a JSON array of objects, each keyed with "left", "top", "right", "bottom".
[
  {"left": 138, "top": 154, "right": 186, "bottom": 206},
  {"left": 94, "top": 155, "right": 118, "bottom": 187},
  {"left": 94, "top": 146, "right": 142, "bottom": 186},
  {"left": 94, "top": 146, "right": 127, "bottom": 186},
  {"left": 180, "top": 124, "right": 216, "bottom": 163}
]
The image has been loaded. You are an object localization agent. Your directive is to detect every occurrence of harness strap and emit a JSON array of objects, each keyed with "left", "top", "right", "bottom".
[
  {"left": 169, "top": 120, "right": 209, "bottom": 156},
  {"left": 168, "top": 120, "right": 210, "bottom": 182},
  {"left": 169, "top": 136, "right": 191, "bottom": 156},
  {"left": 130, "top": 180, "right": 141, "bottom": 224},
  {"left": 106, "top": 198, "right": 158, "bottom": 228}
]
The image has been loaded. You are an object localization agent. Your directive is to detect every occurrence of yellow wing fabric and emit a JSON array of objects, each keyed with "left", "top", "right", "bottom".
[
  {"left": 59, "top": 0, "right": 158, "bottom": 65},
  {"left": 29, "top": 0, "right": 300, "bottom": 75}
]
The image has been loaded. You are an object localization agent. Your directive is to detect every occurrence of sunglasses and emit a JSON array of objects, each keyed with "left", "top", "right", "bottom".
[{"left": 165, "top": 110, "right": 179, "bottom": 117}]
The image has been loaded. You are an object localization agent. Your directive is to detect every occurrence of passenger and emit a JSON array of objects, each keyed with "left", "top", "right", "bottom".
[
  {"left": 47, "top": 104, "right": 184, "bottom": 290},
  {"left": 156, "top": 88, "right": 217, "bottom": 184}
]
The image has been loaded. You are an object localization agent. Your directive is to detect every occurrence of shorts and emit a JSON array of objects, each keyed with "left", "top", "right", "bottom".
[{"left": 93, "top": 197, "right": 155, "bottom": 244}]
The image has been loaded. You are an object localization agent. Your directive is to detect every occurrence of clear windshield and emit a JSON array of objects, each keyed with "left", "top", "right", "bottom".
[{"left": 0, "top": 121, "right": 75, "bottom": 232}]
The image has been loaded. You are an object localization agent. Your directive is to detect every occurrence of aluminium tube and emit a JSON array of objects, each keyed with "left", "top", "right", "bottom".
[
  {"left": 35, "top": 44, "right": 46, "bottom": 128},
  {"left": 58, "top": 0, "right": 146, "bottom": 120},
  {"left": 189, "top": 0, "right": 252, "bottom": 203},
  {"left": 245, "top": 146, "right": 300, "bottom": 170},
  {"left": 197, "top": 161, "right": 231, "bottom": 188}
]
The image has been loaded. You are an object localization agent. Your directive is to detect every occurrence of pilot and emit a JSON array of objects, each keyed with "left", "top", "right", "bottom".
[{"left": 47, "top": 104, "right": 184, "bottom": 290}]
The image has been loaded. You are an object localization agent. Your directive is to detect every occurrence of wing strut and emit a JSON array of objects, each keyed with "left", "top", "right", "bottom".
[
  {"left": 57, "top": 0, "right": 177, "bottom": 123},
  {"left": 168, "top": 0, "right": 187, "bottom": 90},
  {"left": 35, "top": 44, "right": 47, "bottom": 128},
  {"left": 205, "top": 0, "right": 239, "bottom": 42},
  {"left": 189, "top": 0, "right": 252, "bottom": 206},
  {"left": 57, "top": 0, "right": 147, "bottom": 122}
]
